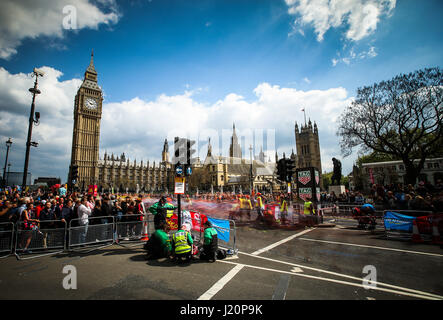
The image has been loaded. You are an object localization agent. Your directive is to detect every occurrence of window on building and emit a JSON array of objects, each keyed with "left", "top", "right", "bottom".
[{"left": 435, "top": 163, "right": 440, "bottom": 168}]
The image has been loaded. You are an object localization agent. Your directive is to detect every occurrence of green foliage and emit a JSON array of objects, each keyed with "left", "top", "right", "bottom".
[
  {"left": 338, "top": 67, "right": 443, "bottom": 185},
  {"left": 322, "top": 171, "right": 349, "bottom": 190}
]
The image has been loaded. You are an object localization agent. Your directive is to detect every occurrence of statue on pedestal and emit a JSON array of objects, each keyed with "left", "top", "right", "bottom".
[{"left": 331, "top": 157, "right": 342, "bottom": 185}]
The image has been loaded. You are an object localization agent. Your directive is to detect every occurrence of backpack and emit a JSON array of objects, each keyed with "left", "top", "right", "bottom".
[{"left": 216, "top": 249, "right": 227, "bottom": 260}]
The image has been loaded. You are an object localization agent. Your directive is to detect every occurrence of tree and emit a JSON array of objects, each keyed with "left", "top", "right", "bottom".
[
  {"left": 338, "top": 67, "right": 443, "bottom": 185},
  {"left": 188, "top": 167, "right": 211, "bottom": 191},
  {"left": 322, "top": 171, "right": 349, "bottom": 190}
]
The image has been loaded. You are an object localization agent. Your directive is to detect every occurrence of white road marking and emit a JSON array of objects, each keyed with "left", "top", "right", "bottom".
[
  {"left": 238, "top": 251, "right": 443, "bottom": 300},
  {"left": 251, "top": 228, "right": 316, "bottom": 255},
  {"left": 298, "top": 238, "right": 443, "bottom": 258},
  {"left": 219, "top": 260, "right": 442, "bottom": 300},
  {"left": 197, "top": 264, "right": 244, "bottom": 300},
  {"left": 197, "top": 228, "right": 316, "bottom": 300},
  {"left": 291, "top": 267, "right": 303, "bottom": 273}
]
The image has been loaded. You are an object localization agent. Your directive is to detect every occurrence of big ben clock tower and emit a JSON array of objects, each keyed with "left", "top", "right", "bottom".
[{"left": 69, "top": 50, "right": 103, "bottom": 189}]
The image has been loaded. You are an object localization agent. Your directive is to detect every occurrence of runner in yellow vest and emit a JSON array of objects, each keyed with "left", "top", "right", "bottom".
[
  {"left": 255, "top": 193, "right": 265, "bottom": 222},
  {"left": 280, "top": 196, "right": 288, "bottom": 225},
  {"left": 303, "top": 197, "right": 316, "bottom": 228},
  {"left": 239, "top": 196, "right": 252, "bottom": 221}
]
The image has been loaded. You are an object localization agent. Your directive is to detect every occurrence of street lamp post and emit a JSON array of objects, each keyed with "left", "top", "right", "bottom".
[
  {"left": 249, "top": 145, "right": 253, "bottom": 194},
  {"left": 23, "top": 68, "right": 44, "bottom": 189},
  {"left": 3, "top": 138, "right": 12, "bottom": 187},
  {"left": 7, "top": 163, "right": 11, "bottom": 186}
]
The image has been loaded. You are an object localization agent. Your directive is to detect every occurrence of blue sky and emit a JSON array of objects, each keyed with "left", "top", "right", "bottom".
[{"left": 0, "top": 0, "right": 442, "bottom": 182}]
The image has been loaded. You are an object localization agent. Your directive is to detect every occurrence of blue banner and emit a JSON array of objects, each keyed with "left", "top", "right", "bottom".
[
  {"left": 383, "top": 211, "right": 416, "bottom": 232},
  {"left": 207, "top": 217, "right": 230, "bottom": 243}
]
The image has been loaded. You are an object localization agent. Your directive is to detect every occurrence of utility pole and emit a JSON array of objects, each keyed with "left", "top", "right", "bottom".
[{"left": 23, "top": 68, "right": 44, "bottom": 189}]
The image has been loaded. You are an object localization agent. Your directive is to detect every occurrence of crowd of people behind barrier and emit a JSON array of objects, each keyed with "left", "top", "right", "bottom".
[
  {"left": 1, "top": 178, "right": 442, "bottom": 253},
  {"left": 0, "top": 190, "right": 148, "bottom": 252},
  {"left": 319, "top": 180, "right": 443, "bottom": 213}
]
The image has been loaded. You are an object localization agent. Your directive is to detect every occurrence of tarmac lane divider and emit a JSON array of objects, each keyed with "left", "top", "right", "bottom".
[
  {"left": 237, "top": 251, "right": 443, "bottom": 300},
  {"left": 197, "top": 227, "right": 316, "bottom": 300},
  {"left": 251, "top": 228, "right": 316, "bottom": 256},
  {"left": 218, "top": 259, "right": 443, "bottom": 300},
  {"left": 296, "top": 237, "right": 443, "bottom": 258}
]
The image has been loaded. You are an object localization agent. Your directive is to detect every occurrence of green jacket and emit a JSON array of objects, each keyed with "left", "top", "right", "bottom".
[
  {"left": 204, "top": 227, "right": 218, "bottom": 245},
  {"left": 149, "top": 201, "right": 176, "bottom": 215},
  {"left": 153, "top": 229, "right": 172, "bottom": 254}
]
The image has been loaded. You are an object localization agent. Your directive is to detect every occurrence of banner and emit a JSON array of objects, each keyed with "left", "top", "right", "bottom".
[
  {"left": 168, "top": 211, "right": 208, "bottom": 232},
  {"left": 298, "top": 187, "right": 312, "bottom": 201},
  {"left": 88, "top": 185, "right": 98, "bottom": 196},
  {"left": 383, "top": 211, "right": 416, "bottom": 232},
  {"left": 298, "top": 171, "right": 311, "bottom": 185},
  {"left": 207, "top": 216, "right": 230, "bottom": 243},
  {"left": 369, "top": 168, "right": 374, "bottom": 184},
  {"left": 174, "top": 177, "right": 185, "bottom": 194}
]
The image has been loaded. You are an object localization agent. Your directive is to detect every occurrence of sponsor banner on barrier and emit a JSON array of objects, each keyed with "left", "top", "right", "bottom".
[
  {"left": 383, "top": 211, "right": 416, "bottom": 232},
  {"left": 207, "top": 217, "right": 230, "bottom": 243},
  {"left": 167, "top": 211, "right": 208, "bottom": 232}
]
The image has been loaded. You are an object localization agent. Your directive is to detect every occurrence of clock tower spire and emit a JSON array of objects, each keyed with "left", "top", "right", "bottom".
[{"left": 69, "top": 51, "right": 103, "bottom": 189}]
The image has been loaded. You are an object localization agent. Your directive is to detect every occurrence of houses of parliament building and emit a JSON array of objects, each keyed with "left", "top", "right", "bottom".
[{"left": 69, "top": 52, "right": 323, "bottom": 192}]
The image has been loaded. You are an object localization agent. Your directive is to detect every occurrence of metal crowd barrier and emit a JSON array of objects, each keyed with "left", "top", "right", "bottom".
[
  {"left": 115, "top": 214, "right": 145, "bottom": 244},
  {"left": 215, "top": 219, "right": 237, "bottom": 254},
  {"left": 3, "top": 210, "right": 238, "bottom": 260},
  {"left": 68, "top": 216, "right": 114, "bottom": 250},
  {"left": 0, "top": 222, "right": 14, "bottom": 258},
  {"left": 333, "top": 204, "right": 384, "bottom": 219},
  {"left": 15, "top": 219, "right": 66, "bottom": 260}
]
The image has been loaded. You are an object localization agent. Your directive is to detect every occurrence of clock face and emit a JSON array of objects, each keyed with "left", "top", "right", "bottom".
[{"left": 85, "top": 98, "right": 98, "bottom": 110}]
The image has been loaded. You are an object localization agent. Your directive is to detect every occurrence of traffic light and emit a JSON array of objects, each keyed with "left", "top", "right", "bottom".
[
  {"left": 185, "top": 139, "right": 196, "bottom": 176},
  {"left": 174, "top": 137, "right": 187, "bottom": 166},
  {"left": 277, "top": 159, "right": 286, "bottom": 182},
  {"left": 71, "top": 164, "right": 78, "bottom": 184},
  {"left": 285, "top": 158, "right": 296, "bottom": 182},
  {"left": 186, "top": 139, "right": 196, "bottom": 165},
  {"left": 174, "top": 137, "right": 196, "bottom": 176}
]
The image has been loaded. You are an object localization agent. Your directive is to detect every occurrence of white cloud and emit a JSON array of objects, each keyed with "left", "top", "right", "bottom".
[
  {"left": 0, "top": 66, "right": 356, "bottom": 182},
  {"left": 285, "top": 0, "right": 396, "bottom": 41},
  {"left": 0, "top": 0, "right": 120, "bottom": 59},
  {"left": 303, "top": 77, "right": 311, "bottom": 84},
  {"left": 332, "top": 45, "right": 378, "bottom": 66}
]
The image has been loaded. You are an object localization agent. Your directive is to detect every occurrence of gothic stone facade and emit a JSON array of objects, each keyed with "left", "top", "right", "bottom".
[{"left": 70, "top": 52, "right": 173, "bottom": 192}]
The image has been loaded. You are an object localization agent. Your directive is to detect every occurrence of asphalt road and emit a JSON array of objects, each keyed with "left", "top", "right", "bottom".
[{"left": 0, "top": 219, "right": 442, "bottom": 301}]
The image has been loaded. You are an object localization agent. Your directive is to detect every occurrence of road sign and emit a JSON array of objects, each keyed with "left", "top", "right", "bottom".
[
  {"left": 175, "top": 177, "right": 185, "bottom": 194},
  {"left": 175, "top": 165, "right": 183, "bottom": 176}
]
